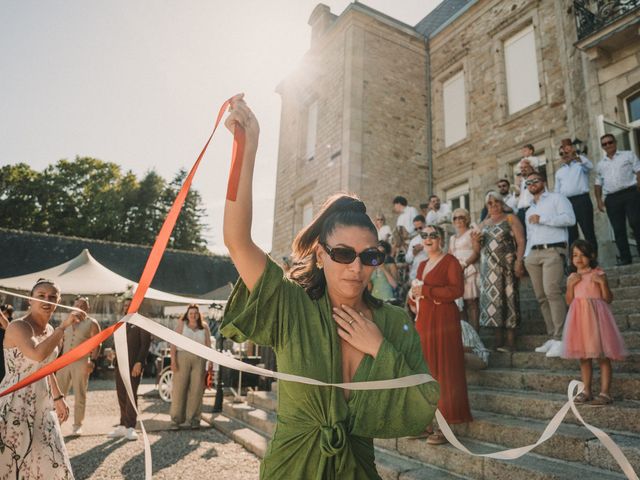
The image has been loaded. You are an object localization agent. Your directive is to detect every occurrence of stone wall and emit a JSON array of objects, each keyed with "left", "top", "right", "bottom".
[{"left": 271, "top": 4, "right": 428, "bottom": 260}]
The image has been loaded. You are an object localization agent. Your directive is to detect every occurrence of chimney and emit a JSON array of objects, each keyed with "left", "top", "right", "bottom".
[{"left": 308, "top": 4, "right": 337, "bottom": 48}]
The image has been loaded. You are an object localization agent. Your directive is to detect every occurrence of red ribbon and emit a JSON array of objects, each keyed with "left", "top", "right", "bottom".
[{"left": 0, "top": 97, "right": 245, "bottom": 398}]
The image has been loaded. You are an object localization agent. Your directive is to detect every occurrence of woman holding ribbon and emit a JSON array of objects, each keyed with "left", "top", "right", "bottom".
[
  {"left": 1, "top": 278, "right": 78, "bottom": 479},
  {"left": 220, "top": 95, "right": 439, "bottom": 479}
]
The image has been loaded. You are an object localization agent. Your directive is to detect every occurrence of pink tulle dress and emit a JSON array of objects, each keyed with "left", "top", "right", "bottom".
[{"left": 561, "top": 269, "right": 628, "bottom": 360}]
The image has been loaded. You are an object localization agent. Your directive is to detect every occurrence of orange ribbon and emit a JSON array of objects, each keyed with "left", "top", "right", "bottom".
[{"left": 0, "top": 97, "right": 244, "bottom": 398}]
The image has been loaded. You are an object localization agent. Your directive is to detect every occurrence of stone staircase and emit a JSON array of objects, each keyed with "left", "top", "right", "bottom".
[{"left": 210, "top": 263, "right": 640, "bottom": 479}]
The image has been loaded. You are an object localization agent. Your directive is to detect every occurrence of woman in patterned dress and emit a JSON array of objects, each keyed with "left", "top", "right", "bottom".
[
  {"left": 1, "top": 279, "right": 79, "bottom": 479},
  {"left": 472, "top": 191, "right": 526, "bottom": 352}
]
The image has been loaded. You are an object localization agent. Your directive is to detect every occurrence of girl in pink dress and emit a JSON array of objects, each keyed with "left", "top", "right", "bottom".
[{"left": 562, "top": 240, "right": 628, "bottom": 406}]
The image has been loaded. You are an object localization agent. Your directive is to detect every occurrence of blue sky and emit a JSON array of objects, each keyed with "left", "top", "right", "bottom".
[{"left": 0, "top": 0, "right": 440, "bottom": 254}]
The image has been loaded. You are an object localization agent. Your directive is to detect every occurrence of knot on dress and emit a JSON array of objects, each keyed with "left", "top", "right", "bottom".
[{"left": 319, "top": 421, "right": 347, "bottom": 457}]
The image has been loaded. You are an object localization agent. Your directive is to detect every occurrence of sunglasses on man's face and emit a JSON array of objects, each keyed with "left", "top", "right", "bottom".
[
  {"left": 321, "top": 243, "right": 385, "bottom": 266},
  {"left": 419, "top": 231, "right": 440, "bottom": 240},
  {"left": 601, "top": 141, "right": 615, "bottom": 147},
  {"left": 525, "top": 179, "right": 542, "bottom": 186}
]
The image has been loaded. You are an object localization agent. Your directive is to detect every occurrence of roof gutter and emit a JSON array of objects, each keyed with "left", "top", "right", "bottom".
[{"left": 424, "top": 34, "right": 433, "bottom": 196}]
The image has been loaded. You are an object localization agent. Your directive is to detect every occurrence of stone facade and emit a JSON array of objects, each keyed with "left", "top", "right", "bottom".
[
  {"left": 271, "top": 3, "right": 427, "bottom": 260},
  {"left": 272, "top": 0, "right": 640, "bottom": 266}
]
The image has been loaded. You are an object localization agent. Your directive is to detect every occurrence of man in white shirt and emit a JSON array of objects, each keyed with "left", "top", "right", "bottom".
[
  {"left": 392, "top": 196, "right": 419, "bottom": 235},
  {"left": 594, "top": 134, "right": 640, "bottom": 266},
  {"left": 404, "top": 215, "right": 428, "bottom": 281},
  {"left": 425, "top": 195, "right": 452, "bottom": 226},
  {"left": 524, "top": 171, "right": 576, "bottom": 358},
  {"left": 555, "top": 139, "right": 597, "bottom": 252},
  {"left": 516, "top": 155, "right": 538, "bottom": 243}
]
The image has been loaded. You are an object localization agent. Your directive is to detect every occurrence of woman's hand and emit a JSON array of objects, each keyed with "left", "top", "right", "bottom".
[
  {"left": 568, "top": 272, "right": 582, "bottom": 286},
  {"left": 224, "top": 94, "right": 260, "bottom": 146},
  {"left": 332, "top": 305, "right": 383, "bottom": 358},
  {"left": 61, "top": 311, "right": 82, "bottom": 330},
  {"left": 514, "top": 260, "right": 526, "bottom": 278},
  {"left": 55, "top": 398, "right": 70, "bottom": 423},
  {"left": 592, "top": 272, "right": 606, "bottom": 285}
]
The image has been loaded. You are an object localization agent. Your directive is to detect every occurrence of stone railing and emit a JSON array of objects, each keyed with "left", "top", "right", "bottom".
[{"left": 574, "top": 0, "right": 640, "bottom": 40}]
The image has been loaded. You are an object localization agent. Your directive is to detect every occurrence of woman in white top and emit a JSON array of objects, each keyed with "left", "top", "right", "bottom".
[
  {"left": 170, "top": 304, "right": 212, "bottom": 429},
  {"left": 449, "top": 208, "right": 481, "bottom": 331},
  {"left": 374, "top": 213, "right": 392, "bottom": 243}
]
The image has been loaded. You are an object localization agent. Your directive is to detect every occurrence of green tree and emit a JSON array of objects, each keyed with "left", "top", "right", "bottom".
[{"left": 0, "top": 163, "right": 44, "bottom": 231}]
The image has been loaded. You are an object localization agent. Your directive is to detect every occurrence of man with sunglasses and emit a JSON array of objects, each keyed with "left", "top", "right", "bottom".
[
  {"left": 594, "top": 134, "right": 640, "bottom": 266},
  {"left": 405, "top": 215, "right": 428, "bottom": 282},
  {"left": 524, "top": 172, "right": 576, "bottom": 358},
  {"left": 555, "top": 138, "right": 597, "bottom": 253}
]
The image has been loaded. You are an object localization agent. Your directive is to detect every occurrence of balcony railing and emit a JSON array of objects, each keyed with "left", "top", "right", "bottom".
[{"left": 574, "top": 0, "right": 640, "bottom": 40}]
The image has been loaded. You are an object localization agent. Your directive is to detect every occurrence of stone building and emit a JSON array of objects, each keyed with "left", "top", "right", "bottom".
[{"left": 271, "top": 0, "right": 640, "bottom": 265}]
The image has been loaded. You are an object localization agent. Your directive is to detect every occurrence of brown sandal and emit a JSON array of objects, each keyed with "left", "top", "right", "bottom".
[
  {"left": 574, "top": 392, "right": 592, "bottom": 404},
  {"left": 589, "top": 393, "right": 613, "bottom": 407},
  {"left": 426, "top": 432, "right": 448, "bottom": 445}
]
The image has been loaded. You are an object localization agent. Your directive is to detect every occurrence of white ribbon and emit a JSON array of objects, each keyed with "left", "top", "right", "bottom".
[{"left": 1, "top": 289, "right": 636, "bottom": 479}]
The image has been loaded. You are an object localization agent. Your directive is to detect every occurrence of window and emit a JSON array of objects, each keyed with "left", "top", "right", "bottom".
[
  {"left": 302, "top": 201, "right": 314, "bottom": 227},
  {"left": 445, "top": 183, "right": 470, "bottom": 211},
  {"left": 504, "top": 25, "right": 540, "bottom": 114},
  {"left": 628, "top": 91, "right": 640, "bottom": 124},
  {"left": 443, "top": 71, "right": 467, "bottom": 146},
  {"left": 306, "top": 101, "right": 318, "bottom": 160}
]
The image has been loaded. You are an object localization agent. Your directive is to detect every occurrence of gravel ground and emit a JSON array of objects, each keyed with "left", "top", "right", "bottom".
[{"left": 63, "top": 379, "right": 260, "bottom": 479}]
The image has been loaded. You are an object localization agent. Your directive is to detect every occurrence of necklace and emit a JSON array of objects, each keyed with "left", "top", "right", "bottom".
[
  {"left": 25, "top": 315, "right": 47, "bottom": 337},
  {"left": 423, "top": 252, "right": 446, "bottom": 278}
]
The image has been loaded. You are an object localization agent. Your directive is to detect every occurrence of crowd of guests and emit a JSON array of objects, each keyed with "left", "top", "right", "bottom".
[{"left": 370, "top": 136, "right": 636, "bottom": 441}]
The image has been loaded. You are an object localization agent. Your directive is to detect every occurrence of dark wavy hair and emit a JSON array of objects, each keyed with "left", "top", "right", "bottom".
[
  {"left": 288, "top": 194, "right": 382, "bottom": 308},
  {"left": 180, "top": 304, "right": 205, "bottom": 330},
  {"left": 569, "top": 239, "right": 598, "bottom": 273}
]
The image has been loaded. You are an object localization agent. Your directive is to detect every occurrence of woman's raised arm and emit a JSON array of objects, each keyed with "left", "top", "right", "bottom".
[{"left": 223, "top": 95, "right": 267, "bottom": 291}]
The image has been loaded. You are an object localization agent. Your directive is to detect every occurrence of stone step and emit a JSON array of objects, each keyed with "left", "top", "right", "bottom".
[
  {"left": 609, "top": 285, "right": 640, "bottom": 300},
  {"left": 466, "top": 368, "right": 640, "bottom": 400},
  {"left": 209, "top": 412, "right": 269, "bottom": 458},
  {"left": 488, "top": 349, "right": 640, "bottom": 373},
  {"left": 375, "top": 448, "right": 471, "bottom": 480},
  {"left": 468, "top": 386, "right": 640, "bottom": 434},
  {"left": 247, "top": 389, "right": 277, "bottom": 412},
  {"left": 222, "top": 399, "right": 276, "bottom": 436},
  {"left": 482, "top": 331, "right": 640, "bottom": 351},
  {"left": 450, "top": 410, "right": 640, "bottom": 472},
  {"left": 394, "top": 436, "right": 627, "bottom": 480}
]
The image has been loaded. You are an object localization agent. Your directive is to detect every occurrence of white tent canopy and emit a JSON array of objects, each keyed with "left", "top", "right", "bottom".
[{"left": 0, "top": 249, "right": 211, "bottom": 305}]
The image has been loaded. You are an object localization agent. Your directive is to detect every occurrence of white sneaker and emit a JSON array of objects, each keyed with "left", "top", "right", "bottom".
[
  {"left": 545, "top": 340, "right": 563, "bottom": 358},
  {"left": 107, "top": 425, "right": 127, "bottom": 438},
  {"left": 72, "top": 425, "right": 83, "bottom": 436},
  {"left": 534, "top": 339, "right": 554, "bottom": 353},
  {"left": 125, "top": 427, "right": 139, "bottom": 441}
]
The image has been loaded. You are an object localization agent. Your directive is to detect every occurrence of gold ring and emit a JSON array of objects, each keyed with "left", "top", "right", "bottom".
[{"left": 348, "top": 320, "right": 354, "bottom": 326}]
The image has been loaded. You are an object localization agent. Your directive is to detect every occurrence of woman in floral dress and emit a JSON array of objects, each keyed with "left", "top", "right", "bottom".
[{"left": 1, "top": 279, "right": 79, "bottom": 479}]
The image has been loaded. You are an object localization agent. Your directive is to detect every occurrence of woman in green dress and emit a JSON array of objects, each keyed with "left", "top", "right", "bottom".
[{"left": 220, "top": 95, "right": 440, "bottom": 480}]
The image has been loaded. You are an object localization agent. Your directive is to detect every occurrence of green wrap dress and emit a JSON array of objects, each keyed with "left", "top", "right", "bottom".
[{"left": 221, "top": 256, "right": 440, "bottom": 479}]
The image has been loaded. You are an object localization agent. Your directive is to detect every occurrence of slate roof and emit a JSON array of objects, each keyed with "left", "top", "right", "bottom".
[
  {"left": 415, "top": 0, "right": 475, "bottom": 37},
  {"left": 0, "top": 228, "right": 237, "bottom": 297}
]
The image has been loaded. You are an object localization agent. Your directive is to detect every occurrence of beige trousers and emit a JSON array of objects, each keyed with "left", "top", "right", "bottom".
[
  {"left": 524, "top": 247, "right": 567, "bottom": 340},
  {"left": 170, "top": 350, "right": 206, "bottom": 425},
  {"left": 57, "top": 359, "right": 89, "bottom": 427}
]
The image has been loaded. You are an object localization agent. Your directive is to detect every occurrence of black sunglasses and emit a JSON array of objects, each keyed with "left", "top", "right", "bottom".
[
  {"left": 321, "top": 243, "right": 385, "bottom": 266},
  {"left": 419, "top": 231, "right": 440, "bottom": 239},
  {"left": 525, "top": 179, "right": 542, "bottom": 186}
]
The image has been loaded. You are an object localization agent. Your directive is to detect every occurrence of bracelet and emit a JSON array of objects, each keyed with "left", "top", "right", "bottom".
[{"left": 53, "top": 394, "right": 65, "bottom": 402}]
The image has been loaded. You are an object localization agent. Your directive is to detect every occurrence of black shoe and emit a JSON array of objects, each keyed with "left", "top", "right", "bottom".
[{"left": 616, "top": 258, "right": 632, "bottom": 266}]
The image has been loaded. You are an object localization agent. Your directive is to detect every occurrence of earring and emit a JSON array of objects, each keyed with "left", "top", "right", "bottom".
[{"left": 317, "top": 262, "right": 323, "bottom": 270}]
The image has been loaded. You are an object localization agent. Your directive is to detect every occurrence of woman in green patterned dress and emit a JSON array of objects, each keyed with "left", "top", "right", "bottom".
[
  {"left": 220, "top": 95, "right": 440, "bottom": 479},
  {"left": 472, "top": 191, "right": 526, "bottom": 352}
]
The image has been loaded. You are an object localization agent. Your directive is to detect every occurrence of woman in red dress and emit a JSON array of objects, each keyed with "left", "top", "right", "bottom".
[{"left": 409, "top": 224, "right": 472, "bottom": 444}]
